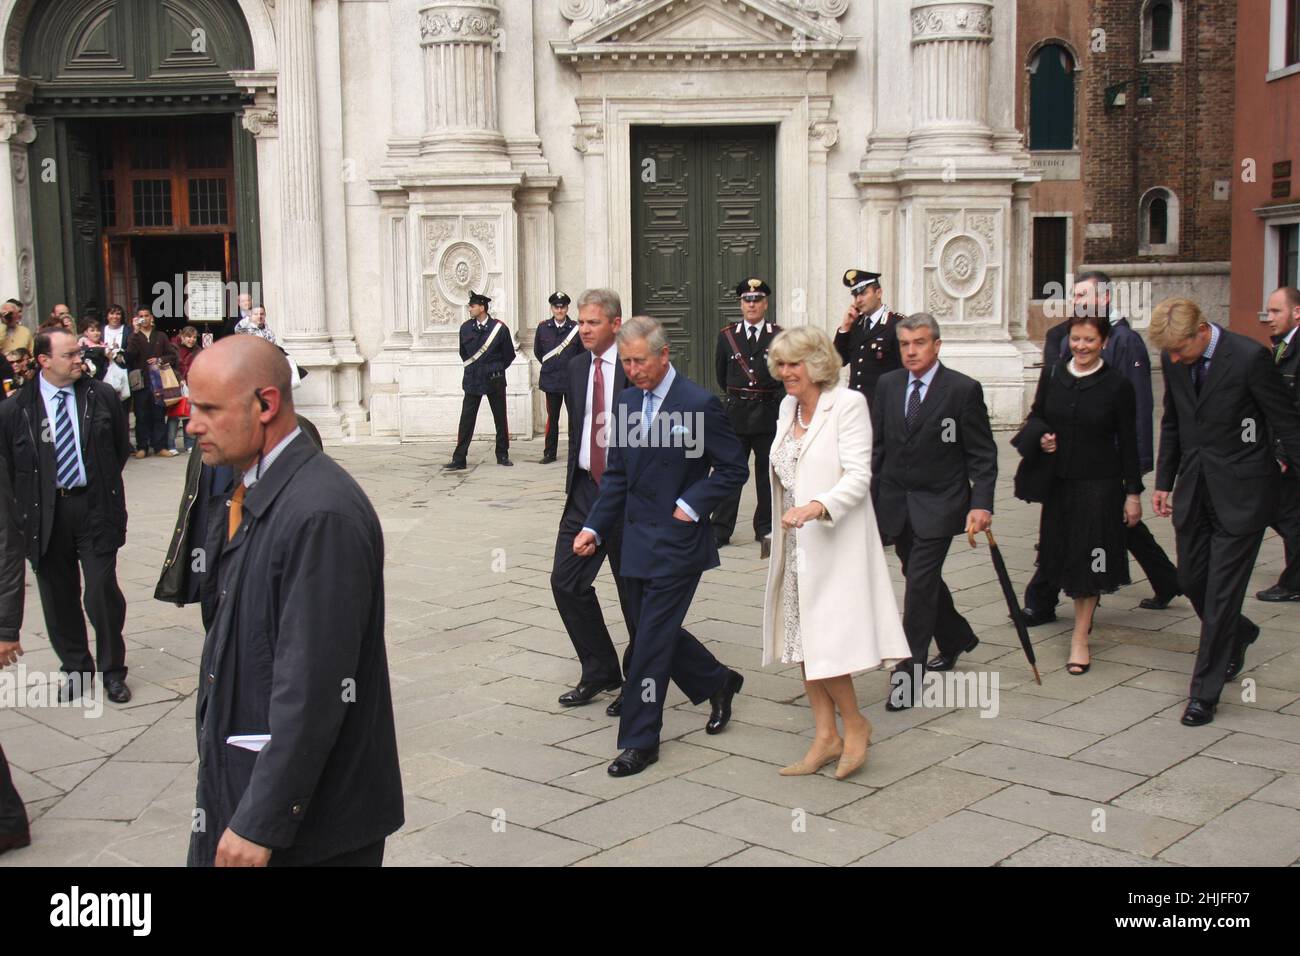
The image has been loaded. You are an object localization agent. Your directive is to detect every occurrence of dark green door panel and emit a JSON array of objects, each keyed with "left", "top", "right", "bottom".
[{"left": 631, "top": 126, "right": 775, "bottom": 389}]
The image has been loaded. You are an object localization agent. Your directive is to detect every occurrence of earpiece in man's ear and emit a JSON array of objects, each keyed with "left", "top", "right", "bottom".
[{"left": 255, "top": 388, "right": 269, "bottom": 413}]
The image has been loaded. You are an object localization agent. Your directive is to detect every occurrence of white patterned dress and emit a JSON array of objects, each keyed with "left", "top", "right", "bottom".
[{"left": 769, "top": 429, "right": 805, "bottom": 663}]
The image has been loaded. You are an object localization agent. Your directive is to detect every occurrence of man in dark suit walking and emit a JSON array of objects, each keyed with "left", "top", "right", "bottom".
[
  {"left": 1023, "top": 272, "right": 1181, "bottom": 623},
  {"left": 711, "top": 277, "right": 782, "bottom": 556},
  {"left": 534, "top": 291, "right": 583, "bottom": 465},
  {"left": 446, "top": 291, "right": 516, "bottom": 469},
  {"left": 872, "top": 313, "right": 998, "bottom": 710},
  {"left": 1257, "top": 286, "right": 1300, "bottom": 603},
  {"left": 185, "top": 335, "right": 402, "bottom": 865},
  {"left": 1150, "top": 298, "right": 1300, "bottom": 726},
  {"left": 551, "top": 289, "right": 634, "bottom": 713},
  {"left": 835, "top": 269, "right": 903, "bottom": 415},
  {"left": 574, "top": 316, "right": 748, "bottom": 777},
  {"left": 0, "top": 329, "right": 131, "bottom": 704}
]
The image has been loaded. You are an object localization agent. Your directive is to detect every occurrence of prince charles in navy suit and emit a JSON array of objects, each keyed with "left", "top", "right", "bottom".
[{"left": 575, "top": 316, "right": 749, "bottom": 776}]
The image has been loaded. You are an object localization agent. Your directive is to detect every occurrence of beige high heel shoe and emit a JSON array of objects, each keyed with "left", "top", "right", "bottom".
[
  {"left": 834, "top": 720, "right": 872, "bottom": 780},
  {"left": 779, "top": 739, "right": 844, "bottom": 776}
]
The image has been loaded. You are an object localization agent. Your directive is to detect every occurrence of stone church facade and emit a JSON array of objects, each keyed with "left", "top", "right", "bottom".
[{"left": 0, "top": 0, "right": 1040, "bottom": 440}]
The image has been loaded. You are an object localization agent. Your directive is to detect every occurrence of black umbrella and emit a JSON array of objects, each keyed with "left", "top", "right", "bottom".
[{"left": 968, "top": 527, "right": 1042, "bottom": 685}]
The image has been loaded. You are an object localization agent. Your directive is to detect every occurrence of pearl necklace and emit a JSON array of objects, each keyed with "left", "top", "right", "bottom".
[{"left": 796, "top": 403, "right": 814, "bottom": 429}]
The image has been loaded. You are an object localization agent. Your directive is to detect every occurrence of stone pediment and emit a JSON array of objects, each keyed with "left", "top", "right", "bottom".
[{"left": 554, "top": 0, "right": 854, "bottom": 67}]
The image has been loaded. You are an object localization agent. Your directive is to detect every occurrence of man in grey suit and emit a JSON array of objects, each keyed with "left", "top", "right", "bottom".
[
  {"left": 185, "top": 336, "right": 402, "bottom": 865},
  {"left": 872, "top": 313, "right": 999, "bottom": 711}
]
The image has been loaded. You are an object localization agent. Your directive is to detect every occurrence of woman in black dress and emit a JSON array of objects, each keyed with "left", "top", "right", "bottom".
[{"left": 1028, "top": 312, "right": 1143, "bottom": 674}]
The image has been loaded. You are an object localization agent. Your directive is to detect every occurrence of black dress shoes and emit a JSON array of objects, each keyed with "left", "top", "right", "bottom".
[
  {"left": 605, "top": 692, "right": 623, "bottom": 717},
  {"left": 497, "top": 459, "right": 514, "bottom": 467},
  {"left": 706, "top": 670, "right": 744, "bottom": 734},
  {"left": 558, "top": 680, "right": 621, "bottom": 707},
  {"left": 58, "top": 676, "right": 86, "bottom": 704},
  {"left": 1225, "top": 620, "right": 1261, "bottom": 682},
  {"left": 1181, "top": 698, "right": 1216, "bottom": 726},
  {"left": 539, "top": 454, "right": 557, "bottom": 464},
  {"left": 105, "top": 677, "right": 131, "bottom": 704},
  {"left": 926, "top": 637, "right": 979, "bottom": 672},
  {"left": 1256, "top": 584, "right": 1300, "bottom": 602},
  {"left": 442, "top": 461, "right": 467, "bottom": 470},
  {"left": 885, "top": 663, "right": 921, "bottom": 712},
  {"left": 759, "top": 537, "right": 771, "bottom": 560},
  {"left": 607, "top": 747, "right": 658, "bottom": 777},
  {"left": 1020, "top": 606, "right": 1057, "bottom": 627},
  {"left": 1139, "top": 593, "right": 1180, "bottom": 610}
]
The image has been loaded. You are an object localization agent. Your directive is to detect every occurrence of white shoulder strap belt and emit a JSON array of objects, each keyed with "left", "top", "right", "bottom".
[
  {"left": 541, "top": 325, "right": 580, "bottom": 364},
  {"left": 463, "top": 322, "right": 504, "bottom": 368}
]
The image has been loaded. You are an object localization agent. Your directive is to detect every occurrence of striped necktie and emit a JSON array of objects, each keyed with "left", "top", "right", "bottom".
[{"left": 52, "top": 391, "right": 81, "bottom": 489}]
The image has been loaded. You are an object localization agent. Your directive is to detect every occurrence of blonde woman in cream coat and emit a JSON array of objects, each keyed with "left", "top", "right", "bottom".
[{"left": 760, "top": 326, "right": 910, "bottom": 780}]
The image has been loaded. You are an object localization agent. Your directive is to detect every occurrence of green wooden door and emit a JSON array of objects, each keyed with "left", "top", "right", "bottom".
[{"left": 631, "top": 126, "right": 776, "bottom": 389}]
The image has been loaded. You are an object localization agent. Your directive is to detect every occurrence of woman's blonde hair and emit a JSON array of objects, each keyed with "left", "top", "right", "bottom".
[
  {"left": 1148, "top": 297, "right": 1206, "bottom": 348},
  {"left": 767, "top": 325, "right": 840, "bottom": 389}
]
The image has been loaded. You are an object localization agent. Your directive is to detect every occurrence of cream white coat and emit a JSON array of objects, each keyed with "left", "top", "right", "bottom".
[{"left": 761, "top": 386, "right": 911, "bottom": 680}]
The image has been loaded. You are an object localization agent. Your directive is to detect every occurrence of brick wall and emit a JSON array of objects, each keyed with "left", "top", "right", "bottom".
[{"left": 1083, "top": 0, "right": 1236, "bottom": 264}]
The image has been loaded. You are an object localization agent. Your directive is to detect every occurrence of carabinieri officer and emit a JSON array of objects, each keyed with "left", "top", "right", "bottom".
[
  {"left": 533, "top": 291, "right": 582, "bottom": 464},
  {"left": 835, "top": 268, "right": 903, "bottom": 414},
  {"left": 446, "top": 291, "right": 516, "bottom": 469},
  {"left": 710, "top": 277, "right": 782, "bottom": 558}
]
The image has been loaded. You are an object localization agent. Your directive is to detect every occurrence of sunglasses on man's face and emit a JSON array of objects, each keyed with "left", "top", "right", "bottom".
[{"left": 740, "top": 294, "right": 767, "bottom": 303}]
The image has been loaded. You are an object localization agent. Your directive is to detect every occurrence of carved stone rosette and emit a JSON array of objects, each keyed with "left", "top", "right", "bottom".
[
  {"left": 419, "top": 1, "right": 504, "bottom": 149},
  {"left": 923, "top": 208, "right": 1002, "bottom": 327},
  {"left": 419, "top": 213, "right": 502, "bottom": 330}
]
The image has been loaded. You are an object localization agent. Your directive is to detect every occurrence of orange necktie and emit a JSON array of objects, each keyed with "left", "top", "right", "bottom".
[{"left": 227, "top": 484, "right": 246, "bottom": 542}]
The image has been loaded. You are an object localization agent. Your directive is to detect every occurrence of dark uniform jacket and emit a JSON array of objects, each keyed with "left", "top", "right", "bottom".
[
  {"left": 1156, "top": 327, "right": 1300, "bottom": 537},
  {"left": 534, "top": 318, "right": 583, "bottom": 394},
  {"left": 188, "top": 433, "right": 403, "bottom": 866},
  {"left": 835, "top": 308, "right": 902, "bottom": 402},
  {"left": 871, "top": 363, "right": 998, "bottom": 540},
  {"left": 154, "top": 416, "right": 323, "bottom": 608},
  {"left": 459, "top": 316, "right": 516, "bottom": 395},
  {"left": 0, "top": 376, "right": 130, "bottom": 570},
  {"left": 715, "top": 320, "right": 782, "bottom": 435}
]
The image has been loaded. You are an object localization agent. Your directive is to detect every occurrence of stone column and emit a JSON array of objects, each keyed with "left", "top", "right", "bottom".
[
  {"left": 909, "top": 1, "right": 995, "bottom": 151},
  {"left": 419, "top": 1, "right": 507, "bottom": 164},
  {"left": 276, "top": 0, "right": 328, "bottom": 343},
  {"left": 0, "top": 78, "right": 35, "bottom": 316}
]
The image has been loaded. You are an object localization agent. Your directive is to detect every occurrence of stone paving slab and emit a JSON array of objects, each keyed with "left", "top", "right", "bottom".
[{"left": 3, "top": 440, "right": 1298, "bottom": 867}]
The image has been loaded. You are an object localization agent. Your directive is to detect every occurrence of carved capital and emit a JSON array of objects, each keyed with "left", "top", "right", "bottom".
[
  {"left": 572, "top": 122, "right": 605, "bottom": 155},
  {"left": 0, "top": 112, "right": 36, "bottom": 146},
  {"left": 911, "top": 2, "right": 994, "bottom": 44},
  {"left": 419, "top": 2, "right": 501, "bottom": 45},
  {"left": 809, "top": 119, "right": 839, "bottom": 151},
  {"left": 241, "top": 107, "right": 278, "bottom": 138}
]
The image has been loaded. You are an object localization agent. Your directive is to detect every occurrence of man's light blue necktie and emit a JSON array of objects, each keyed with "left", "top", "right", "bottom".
[{"left": 642, "top": 390, "right": 657, "bottom": 437}]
